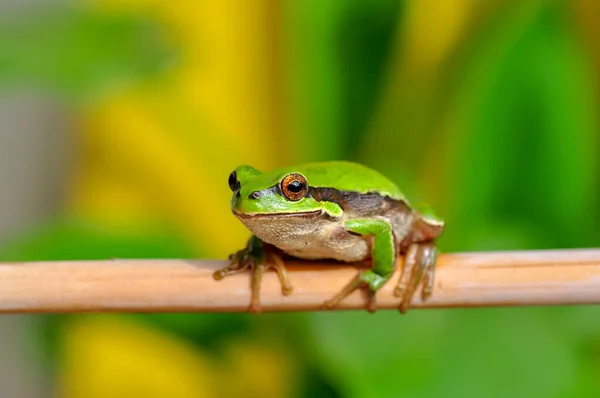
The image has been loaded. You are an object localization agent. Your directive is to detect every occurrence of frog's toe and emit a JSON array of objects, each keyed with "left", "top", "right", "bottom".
[
  {"left": 213, "top": 252, "right": 250, "bottom": 280},
  {"left": 322, "top": 298, "right": 336, "bottom": 310},
  {"left": 366, "top": 291, "right": 377, "bottom": 313},
  {"left": 249, "top": 299, "right": 262, "bottom": 314},
  {"left": 362, "top": 271, "right": 388, "bottom": 313},
  {"left": 267, "top": 252, "right": 294, "bottom": 296},
  {"left": 421, "top": 262, "right": 435, "bottom": 301},
  {"left": 323, "top": 270, "right": 388, "bottom": 312},
  {"left": 322, "top": 273, "right": 362, "bottom": 310},
  {"left": 213, "top": 263, "right": 241, "bottom": 280},
  {"left": 394, "top": 244, "right": 416, "bottom": 298},
  {"left": 248, "top": 262, "right": 270, "bottom": 314},
  {"left": 395, "top": 242, "right": 437, "bottom": 313}
]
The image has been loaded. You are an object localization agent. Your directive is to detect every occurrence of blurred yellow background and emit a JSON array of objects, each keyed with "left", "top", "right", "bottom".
[{"left": 0, "top": 0, "right": 599, "bottom": 397}]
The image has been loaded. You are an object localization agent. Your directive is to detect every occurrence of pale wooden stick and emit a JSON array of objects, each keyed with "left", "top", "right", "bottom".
[{"left": 0, "top": 249, "right": 599, "bottom": 313}]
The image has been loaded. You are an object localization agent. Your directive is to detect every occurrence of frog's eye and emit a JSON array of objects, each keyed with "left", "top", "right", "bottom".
[
  {"left": 281, "top": 173, "right": 308, "bottom": 201},
  {"left": 228, "top": 171, "right": 240, "bottom": 191}
]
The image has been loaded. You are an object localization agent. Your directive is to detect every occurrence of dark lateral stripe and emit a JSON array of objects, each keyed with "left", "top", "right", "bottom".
[
  {"left": 309, "top": 186, "right": 409, "bottom": 217},
  {"left": 308, "top": 186, "right": 344, "bottom": 204}
]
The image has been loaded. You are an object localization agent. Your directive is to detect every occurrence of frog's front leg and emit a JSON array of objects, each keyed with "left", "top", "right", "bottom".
[
  {"left": 213, "top": 235, "right": 293, "bottom": 313},
  {"left": 324, "top": 218, "right": 395, "bottom": 312}
]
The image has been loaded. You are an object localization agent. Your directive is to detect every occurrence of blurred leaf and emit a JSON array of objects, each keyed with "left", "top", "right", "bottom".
[
  {"left": 284, "top": 0, "right": 400, "bottom": 161},
  {"left": 0, "top": 5, "right": 174, "bottom": 98},
  {"left": 0, "top": 217, "right": 194, "bottom": 261},
  {"left": 58, "top": 316, "right": 302, "bottom": 398},
  {"left": 214, "top": 337, "right": 299, "bottom": 398},
  {"left": 304, "top": 311, "right": 446, "bottom": 398},
  {"left": 304, "top": 307, "right": 600, "bottom": 398},
  {"left": 525, "top": 2, "right": 599, "bottom": 247},
  {"left": 337, "top": 1, "right": 401, "bottom": 156},
  {"left": 430, "top": 308, "right": 578, "bottom": 398},
  {"left": 359, "top": 0, "right": 487, "bottom": 192},
  {"left": 59, "top": 315, "right": 217, "bottom": 398},
  {"left": 136, "top": 313, "right": 253, "bottom": 349},
  {"left": 437, "top": 1, "right": 598, "bottom": 251}
]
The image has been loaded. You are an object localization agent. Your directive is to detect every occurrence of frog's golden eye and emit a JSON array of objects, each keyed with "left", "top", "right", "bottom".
[
  {"left": 228, "top": 171, "right": 240, "bottom": 191},
  {"left": 281, "top": 173, "right": 308, "bottom": 201}
]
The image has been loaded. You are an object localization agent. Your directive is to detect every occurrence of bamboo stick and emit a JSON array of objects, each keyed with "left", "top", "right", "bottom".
[{"left": 0, "top": 249, "right": 599, "bottom": 313}]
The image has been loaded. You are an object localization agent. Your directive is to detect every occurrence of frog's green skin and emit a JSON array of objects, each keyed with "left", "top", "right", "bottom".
[{"left": 214, "top": 161, "right": 444, "bottom": 313}]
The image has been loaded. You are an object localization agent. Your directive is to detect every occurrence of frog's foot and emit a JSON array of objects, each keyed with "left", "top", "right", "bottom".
[
  {"left": 394, "top": 242, "right": 437, "bottom": 313},
  {"left": 323, "top": 270, "right": 389, "bottom": 313},
  {"left": 212, "top": 250, "right": 253, "bottom": 280},
  {"left": 213, "top": 248, "right": 293, "bottom": 314}
]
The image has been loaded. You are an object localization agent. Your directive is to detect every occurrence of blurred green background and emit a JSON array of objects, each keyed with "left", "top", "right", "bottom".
[{"left": 0, "top": 0, "right": 599, "bottom": 397}]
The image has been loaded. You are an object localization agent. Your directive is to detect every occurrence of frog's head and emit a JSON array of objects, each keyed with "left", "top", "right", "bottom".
[{"left": 227, "top": 165, "right": 341, "bottom": 218}]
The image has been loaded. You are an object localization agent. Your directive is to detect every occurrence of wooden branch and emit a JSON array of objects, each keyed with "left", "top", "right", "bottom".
[{"left": 0, "top": 249, "right": 599, "bottom": 313}]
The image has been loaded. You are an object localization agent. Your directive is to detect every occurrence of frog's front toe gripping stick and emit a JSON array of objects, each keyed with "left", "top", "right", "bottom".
[{"left": 213, "top": 243, "right": 293, "bottom": 314}]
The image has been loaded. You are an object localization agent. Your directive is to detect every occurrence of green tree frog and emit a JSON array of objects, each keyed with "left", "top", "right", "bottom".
[{"left": 214, "top": 161, "right": 444, "bottom": 313}]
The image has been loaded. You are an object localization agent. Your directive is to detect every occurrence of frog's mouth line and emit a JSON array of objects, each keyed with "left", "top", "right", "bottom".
[{"left": 232, "top": 209, "right": 324, "bottom": 219}]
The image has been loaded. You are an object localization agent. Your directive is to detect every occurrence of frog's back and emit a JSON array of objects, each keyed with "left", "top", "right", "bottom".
[{"left": 288, "top": 161, "right": 404, "bottom": 200}]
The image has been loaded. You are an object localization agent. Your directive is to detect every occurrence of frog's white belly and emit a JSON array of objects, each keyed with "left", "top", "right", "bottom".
[{"left": 236, "top": 212, "right": 370, "bottom": 262}]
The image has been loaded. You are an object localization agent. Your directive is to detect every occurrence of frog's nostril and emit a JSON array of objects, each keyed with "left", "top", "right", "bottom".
[{"left": 250, "top": 191, "right": 260, "bottom": 199}]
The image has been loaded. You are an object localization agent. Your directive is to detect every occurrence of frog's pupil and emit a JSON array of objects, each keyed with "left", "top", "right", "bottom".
[{"left": 288, "top": 181, "right": 304, "bottom": 193}]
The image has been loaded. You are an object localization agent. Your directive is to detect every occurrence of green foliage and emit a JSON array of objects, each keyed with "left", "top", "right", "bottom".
[
  {"left": 284, "top": 0, "right": 400, "bottom": 161},
  {"left": 0, "top": 5, "right": 174, "bottom": 99},
  {"left": 304, "top": 307, "right": 600, "bottom": 397},
  {"left": 441, "top": 1, "right": 598, "bottom": 251},
  {"left": 0, "top": 218, "right": 194, "bottom": 261}
]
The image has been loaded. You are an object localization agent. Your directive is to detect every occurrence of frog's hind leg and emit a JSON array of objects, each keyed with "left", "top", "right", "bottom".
[
  {"left": 324, "top": 218, "right": 396, "bottom": 312},
  {"left": 394, "top": 242, "right": 438, "bottom": 313}
]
